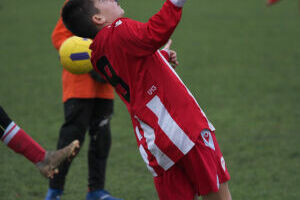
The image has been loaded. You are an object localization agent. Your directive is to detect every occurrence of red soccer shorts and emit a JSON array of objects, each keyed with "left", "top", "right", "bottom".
[{"left": 153, "top": 130, "right": 230, "bottom": 200}]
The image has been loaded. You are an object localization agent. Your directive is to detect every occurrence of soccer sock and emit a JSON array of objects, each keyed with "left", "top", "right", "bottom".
[{"left": 0, "top": 106, "right": 46, "bottom": 164}]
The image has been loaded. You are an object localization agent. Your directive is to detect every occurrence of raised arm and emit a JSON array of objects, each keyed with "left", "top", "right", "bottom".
[
  {"left": 170, "top": 0, "right": 187, "bottom": 7},
  {"left": 118, "top": 0, "right": 187, "bottom": 56}
]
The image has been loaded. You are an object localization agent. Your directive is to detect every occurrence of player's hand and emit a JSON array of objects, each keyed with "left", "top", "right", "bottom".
[
  {"left": 169, "top": 50, "right": 179, "bottom": 68},
  {"left": 163, "top": 39, "right": 179, "bottom": 68}
]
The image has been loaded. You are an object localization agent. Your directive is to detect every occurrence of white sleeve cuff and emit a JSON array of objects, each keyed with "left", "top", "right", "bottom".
[{"left": 170, "top": 0, "right": 187, "bottom": 7}]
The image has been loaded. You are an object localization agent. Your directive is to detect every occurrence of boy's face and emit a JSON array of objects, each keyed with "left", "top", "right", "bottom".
[{"left": 94, "top": 0, "right": 124, "bottom": 25}]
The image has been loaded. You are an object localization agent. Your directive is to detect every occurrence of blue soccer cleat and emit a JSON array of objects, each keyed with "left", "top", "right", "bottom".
[
  {"left": 86, "top": 189, "right": 123, "bottom": 200},
  {"left": 45, "top": 188, "right": 63, "bottom": 200}
]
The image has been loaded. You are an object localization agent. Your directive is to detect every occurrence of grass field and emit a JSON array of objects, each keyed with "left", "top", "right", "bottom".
[{"left": 0, "top": 0, "right": 299, "bottom": 199}]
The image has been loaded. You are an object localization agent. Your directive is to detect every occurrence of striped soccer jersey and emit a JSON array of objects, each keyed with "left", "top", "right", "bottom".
[{"left": 90, "top": 0, "right": 215, "bottom": 176}]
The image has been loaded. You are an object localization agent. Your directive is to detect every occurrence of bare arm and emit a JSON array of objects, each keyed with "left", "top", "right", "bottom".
[{"left": 170, "top": 0, "right": 187, "bottom": 7}]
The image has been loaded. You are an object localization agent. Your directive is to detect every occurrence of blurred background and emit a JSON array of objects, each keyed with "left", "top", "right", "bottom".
[{"left": 0, "top": 0, "right": 299, "bottom": 199}]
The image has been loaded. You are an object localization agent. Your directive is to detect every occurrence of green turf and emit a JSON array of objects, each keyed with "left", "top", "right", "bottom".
[{"left": 0, "top": 0, "right": 299, "bottom": 199}]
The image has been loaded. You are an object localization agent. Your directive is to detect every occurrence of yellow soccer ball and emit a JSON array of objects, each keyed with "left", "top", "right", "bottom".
[{"left": 59, "top": 36, "right": 93, "bottom": 74}]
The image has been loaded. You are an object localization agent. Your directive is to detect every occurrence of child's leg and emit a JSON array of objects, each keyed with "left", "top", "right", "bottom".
[
  {"left": 0, "top": 106, "right": 80, "bottom": 178},
  {"left": 153, "top": 129, "right": 231, "bottom": 200},
  {"left": 202, "top": 182, "right": 231, "bottom": 200},
  {"left": 0, "top": 106, "right": 46, "bottom": 163},
  {"left": 179, "top": 130, "right": 231, "bottom": 199}
]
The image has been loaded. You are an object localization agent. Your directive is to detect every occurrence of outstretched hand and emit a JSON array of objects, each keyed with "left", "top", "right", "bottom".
[{"left": 163, "top": 39, "right": 179, "bottom": 68}]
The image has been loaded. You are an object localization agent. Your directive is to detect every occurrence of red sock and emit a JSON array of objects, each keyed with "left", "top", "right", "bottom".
[{"left": 1, "top": 122, "right": 46, "bottom": 164}]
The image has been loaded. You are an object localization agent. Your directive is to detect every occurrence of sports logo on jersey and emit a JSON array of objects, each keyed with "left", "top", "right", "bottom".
[
  {"left": 147, "top": 85, "right": 157, "bottom": 96},
  {"left": 201, "top": 130, "right": 215, "bottom": 150},
  {"left": 221, "top": 156, "right": 226, "bottom": 172}
]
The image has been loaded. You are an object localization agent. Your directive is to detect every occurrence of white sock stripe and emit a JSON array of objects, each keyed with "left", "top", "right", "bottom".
[
  {"left": 170, "top": 0, "right": 187, "bottom": 7},
  {"left": 2, "top": 122, "right": 15, "bottom": 140},
  {"left": 3, "top": 125, "right": 20, "bottom": 145},
  {"left": 147, "top": 95, "right": 195, "bottom": 155}
]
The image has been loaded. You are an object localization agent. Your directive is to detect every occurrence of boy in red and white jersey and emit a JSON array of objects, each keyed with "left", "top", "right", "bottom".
[{"left": 61, "top": 0, "right": 231, "bottom": 199}]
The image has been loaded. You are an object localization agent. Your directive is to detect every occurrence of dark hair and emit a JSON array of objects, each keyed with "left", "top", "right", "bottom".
[{"left": 62, "top": 0, "right": 99, "bottom": 39}]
